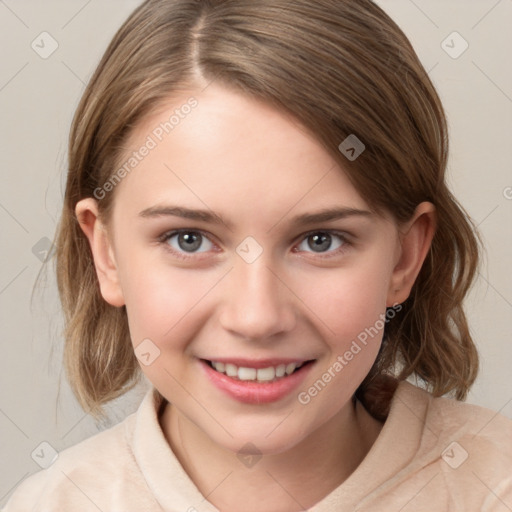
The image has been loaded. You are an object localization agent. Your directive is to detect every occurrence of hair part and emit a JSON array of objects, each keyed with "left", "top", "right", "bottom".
[{"left": 54, "top": 0, "right": 480, "bottom": 419}]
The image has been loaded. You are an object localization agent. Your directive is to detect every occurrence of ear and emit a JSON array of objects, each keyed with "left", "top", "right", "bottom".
[
  {"left": 387, "top": 201, "right": 436, "bottom": 306},
  {"left": 75, "top": 198, "right": 125, "bottom": 307}
]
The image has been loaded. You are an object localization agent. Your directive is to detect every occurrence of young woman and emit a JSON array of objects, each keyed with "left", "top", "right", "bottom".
[{"left": 4, "top": 1, "right": 511, "bottom": 511}]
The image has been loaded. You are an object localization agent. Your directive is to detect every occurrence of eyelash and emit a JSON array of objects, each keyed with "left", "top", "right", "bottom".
[{"left": 157, "top": 228, "right": 352, "bottom": 261}]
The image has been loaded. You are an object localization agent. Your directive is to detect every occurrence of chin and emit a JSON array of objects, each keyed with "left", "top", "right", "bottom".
[{"left": 207, "top": 418, "right": 314, "bottom": 458}]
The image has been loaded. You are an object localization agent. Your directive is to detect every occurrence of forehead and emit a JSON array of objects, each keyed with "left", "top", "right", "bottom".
[{"left": 110, "top": 83, "right": 370, "bottom": 225}]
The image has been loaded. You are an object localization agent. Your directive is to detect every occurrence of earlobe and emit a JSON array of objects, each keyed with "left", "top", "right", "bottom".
[
  {"left": 75, "top": 198, "right": 125, "bottom": 307},
  {"left": 387, "top": 202, "right": 436, "bottom": 306}
]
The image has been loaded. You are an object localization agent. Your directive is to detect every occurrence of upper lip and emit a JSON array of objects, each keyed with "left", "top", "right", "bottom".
[{"left": 200, "top": 357, "right": 315, "bottom": 369}]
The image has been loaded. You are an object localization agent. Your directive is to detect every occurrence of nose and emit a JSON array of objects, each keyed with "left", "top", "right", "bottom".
[{"left": 218, "top": 258, "right": 297, "bottom": 341}]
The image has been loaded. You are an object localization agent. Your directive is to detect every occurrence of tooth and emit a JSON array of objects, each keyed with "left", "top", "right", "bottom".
[
  {"left": 275, "top": 364, "right": 286, "bottom": 378},
  {"left": 285, "top": 363, "right": 297, "bottom": 375},
  {"left": 238, "top": 367, "right": 257, "bottom": 380},
  {"left": 225, "top": 363, "right": 238, "bottom": 377},
  {"left": 257, "top": 367, "right": 276, "bottom": 381},
  {"left": 213, "top": 361, "right": 303, "bottom": 380},
  {"left": 212, "top": 361, "right": 225, "bottom": 373}
]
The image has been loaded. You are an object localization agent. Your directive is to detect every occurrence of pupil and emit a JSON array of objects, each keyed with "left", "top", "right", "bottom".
[
  {"left": 308, "top": 233, "right": 331, "bottom": 252},
  {"left": 178, "top": 232, "right": 201, "bottom": 252}
]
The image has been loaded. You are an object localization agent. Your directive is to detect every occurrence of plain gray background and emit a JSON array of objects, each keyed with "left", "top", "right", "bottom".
[{"left": 1, "top": 0, "right": 511, "bottom": 505}]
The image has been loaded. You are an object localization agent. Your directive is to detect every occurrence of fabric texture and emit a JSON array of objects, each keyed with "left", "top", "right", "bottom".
[{"left": 3, "top": 381, "right": 512, "bottom": 511}]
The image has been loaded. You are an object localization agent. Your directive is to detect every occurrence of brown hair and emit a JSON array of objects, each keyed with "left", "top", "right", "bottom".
[{"left": 54, "top": 0, "right": 480, "bottom": 419}]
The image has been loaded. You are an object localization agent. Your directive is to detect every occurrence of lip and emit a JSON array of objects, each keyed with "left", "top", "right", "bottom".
[{"left": 199, "top": 358, "right": 315, "bottom": 404}]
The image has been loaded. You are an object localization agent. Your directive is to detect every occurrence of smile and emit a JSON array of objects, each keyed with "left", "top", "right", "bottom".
[
  {"left": 200, "top": 358, "right": 316, "bottom": 403},
  {"left": 205, "top": 360, "right": 311, "bottom": 382}
]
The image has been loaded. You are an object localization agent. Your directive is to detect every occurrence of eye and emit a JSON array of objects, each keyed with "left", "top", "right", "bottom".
[
  {"left": 296, "top": 231, "right": 347, "bottom": 254},
  {"left": 162, "top": 230, "right": 214, "bottom": 254}
]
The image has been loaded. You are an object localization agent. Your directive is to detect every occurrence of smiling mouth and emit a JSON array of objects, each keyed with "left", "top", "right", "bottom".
[{"left": 202, "top": 359, "right": 315, "bottom": 383}]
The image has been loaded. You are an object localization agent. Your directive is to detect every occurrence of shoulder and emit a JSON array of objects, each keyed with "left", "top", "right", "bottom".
[
  {"left": 398, "top": 381, "right": 512, "bottom": 460},
  {"left": 392, "top": 381, "right": 512, "bottom": 510},
  {"left": 422, "top": 384, "right": 512, "bottom": 454},
  {"left": 2, "top": 409, "right": 148, "bottom": 511},
  {"left": 394, "top": 380, "right": 512, "bottom": 445}
]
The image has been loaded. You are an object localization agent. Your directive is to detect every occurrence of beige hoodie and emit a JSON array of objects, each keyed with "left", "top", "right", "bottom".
[{"left": 3, "top": 381, "right": 512, "bottom": 511}]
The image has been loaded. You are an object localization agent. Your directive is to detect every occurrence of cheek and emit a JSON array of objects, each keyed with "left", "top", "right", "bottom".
[
  {"left": 293, "top": 260, "right": 392, "bottom": 419},
  {"left": 118, "top": 260, "right": 222, "bottom": 389},
  {"left": 297, "top": 257, "right": 392, "bottom": 341},
  {"left": 117, "top": 250, "right": 217, "bottom": 347}
]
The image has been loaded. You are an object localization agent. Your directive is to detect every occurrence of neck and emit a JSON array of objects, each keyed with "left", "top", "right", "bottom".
[{"left": 159, "top": 397, "right": 383, "bottom": 512}]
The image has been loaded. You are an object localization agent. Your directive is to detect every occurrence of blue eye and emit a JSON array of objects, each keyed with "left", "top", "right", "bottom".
[
  {"left": 164, "top": 231, "right": 214, "bottom": 253},
  {"left": 296, "top": 232, "right": 346, "bottom": 253},
  {"left": 158, "top": 229, "right": 349, "bottom": 261}
]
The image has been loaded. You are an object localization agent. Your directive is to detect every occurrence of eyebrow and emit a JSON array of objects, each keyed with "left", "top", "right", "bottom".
[
  {"left": 290, "top": 207, "right": 373, "bottom": 225},
  {"left": 138, "top": 205, "right": 373, "bottom": 229},
  {"left": 139, "top": 205, "right": 229, "bottom": 226}
]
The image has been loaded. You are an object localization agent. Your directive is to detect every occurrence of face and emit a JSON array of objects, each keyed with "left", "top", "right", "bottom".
[{"left": 86, "top": 83, "right": 410, "bottom": 455}]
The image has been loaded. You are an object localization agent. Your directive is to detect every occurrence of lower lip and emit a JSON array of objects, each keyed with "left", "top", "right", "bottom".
[{"left": 200, "top": 359, "right": 314, "bottom": 404}]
